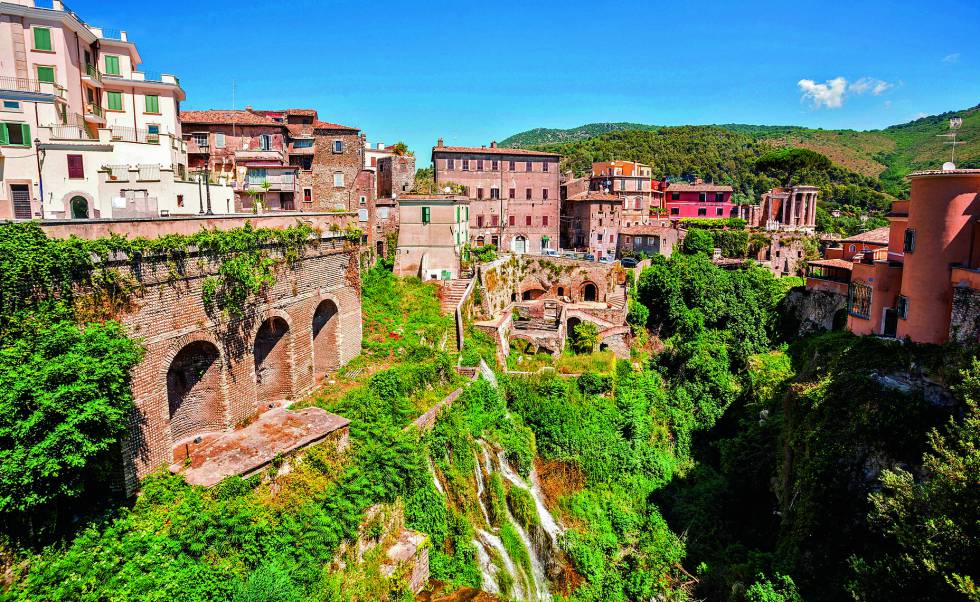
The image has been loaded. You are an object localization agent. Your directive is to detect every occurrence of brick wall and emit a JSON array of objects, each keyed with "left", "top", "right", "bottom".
[
  {"left": 479, "top": 255, "right": 624, "bottom": 316},
  {"left": 114, "top": 235, "right": 362, "bottom": 492},
  {"left": 378, "top": 154, "right": 416, "bottom": 198},
  {"left": 312, "top": 128, "right": 364, "bottom": 210}
]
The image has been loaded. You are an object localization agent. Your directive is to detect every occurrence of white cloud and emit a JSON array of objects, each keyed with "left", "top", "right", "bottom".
[
  {"left": 798, "top": 77, "right": 847, "bottom": 109},
  {"left": 943, "top": 53, "right": 960, "bottom": 63},
  {"left": 849, "top": 77, "right": 893, "bottom": 95}
]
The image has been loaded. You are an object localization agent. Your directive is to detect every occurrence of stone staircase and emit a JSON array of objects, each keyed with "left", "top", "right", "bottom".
[
  {"left": 607, "top": 286, "right": 627, "bottom": 311},
  {"left": 439, "top": 279, "right": 473, "bottom": 315}
]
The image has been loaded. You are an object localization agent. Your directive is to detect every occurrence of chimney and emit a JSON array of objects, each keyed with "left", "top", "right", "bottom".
[
  {"left": 436, "top": 138, "right": 444, "bottom": 147},
  {"left": 490, "top": 141, "right": 498, "bottom": 148},
  {"left": 377, "top": 142, "right": 384, "bottom": 149}
]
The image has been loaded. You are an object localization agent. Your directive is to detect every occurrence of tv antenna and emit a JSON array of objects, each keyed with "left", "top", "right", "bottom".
[{"left": 938, "top": 117, "right": 964, "bottom": 167}]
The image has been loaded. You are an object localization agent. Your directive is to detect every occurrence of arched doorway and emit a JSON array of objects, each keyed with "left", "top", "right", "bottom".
[
  {"left": 832, "top": 308, "right": 848, "bottom": 331},
  {"left": 566, "top": 316, "right": 582, "bottom": 338},
  {"left": 557, "top": 286, "right": 565, "bottom": 298},
  {"left": 167, "top": 341, "right": 224, "bottom": 441},
  {"left": 70, "top": 196, "right": 89, "bottom": 219},
  {"left": 312, "top": 300, "right": 339, "bottom": 379},
  {"left": 582, "top": 282, "right": 598, "bottom": 302},
  {"left": 522, "top": 288, "right": 545, "bottom": 301},
  {"left": 513, "top": 235, "right": 527, "bottom": 254},
  {"left": 254, "top": 317, "right": 293, "bottom": 404}
]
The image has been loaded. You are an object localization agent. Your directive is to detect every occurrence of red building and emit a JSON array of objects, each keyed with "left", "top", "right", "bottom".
[
  {"left": 432, "top": 140, "right": 560, "bottom": 254},
  {"left": 664, "top": 180, "right": 736, "bottom": 220}
]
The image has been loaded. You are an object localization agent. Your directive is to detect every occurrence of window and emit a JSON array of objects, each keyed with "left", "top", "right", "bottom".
[
  {"left": 104, "top": 55, "right": 120, "bottom": 75},
  {"left": 477, "top": 188, "right": 484, "bottom": 199},
  {"left": 490, "top": 188, "right": 500, "bottom": 199},
  {"left": 477, "top": 215, "right": 485, "bottom": 228},
  {"left": 897, "top": 295, "right": 909, "bottom": 320},
  {"left": 597, "top": 234, "right": 603, "bottom": 242},
  {"left": 33, "top": 27, "right": 52, "bottom": 51},
  {"left": 671, "top": 192, "right": 680, "bottom": 201},
  {"left": 716, "top": 207, "right": 724, "bottom": 216},
  {"left": 699, "top": 192, "right": 707, "bottom": 202},
  {"left": 293, "top": 139, "right": 312, "bottom": 148},
  {"left": 333, "top": 140, "right": 344, "bottom": 153},
  {"left": 147, "top": 124, "right": 160, "bottom": 143},
  {"left": 422, "top": 206, "right": 431, "bottom": 224},
  {"left": 462, "top": 159, "right": 470, "bottom": 171},
  {"left": 333, "top": 171, "right": 344, "bottom": 187},
  {"left": 525, "top": 161, "right": 532, "bottom": 171},
  {"left": 67, "top": 154, "right": 84, "bottom": 179},
  {"left": 849, "top": 244, "right": 857, "bottom": 253},
  {"left": 177, "top": 194, "right": 184, "bottom": 208},
  {"left": 477, "top": 159, "right": 484, "bottom": 171},
  {"left": 1, "top": 100, "right": 21, "bottom": 111},
  {"left": 491, "top": 160, "right": 499, "bottom": 170},
  {"left": 525, "top": 188, "right": 532, "bottom": 200},
  {"left": 542, "top": 188, "right": 549, "bottom": 200},
  {"left": 35, "top": 66, "right": 55, "bottom": 83},
  {"left": 509, "top": 215, "right": 515, "bottom": 226},
  {"left": 542, "top": 215, "right": 549, "bottom": 226},
  {"left": 248, "top": 168, "right": 267, "bottom": 184},
  {"left": 447, "top": 158, "right": 455, "bottom": 170},
  {"left": 192, "top": 132, "right": 208, "bottom": 148},
  {"left": 492, "top": 215, "right": 499, "bottom": 226},
  {"left": 543, "top": 161, "right": 549, "bottom": 172},
  {"left": 698, "top": 208, "right": 707, "bottom": 216},
  {"left": 509, "top": 188, "right": 515, "bottom": 199},
  {"left": 715, "top": 192, "right": 725, "bottom": 202},
  {"left": 215, "top": 133, "right": 225, "bottom": 148},
  {"left": 144, "top": 94, "right": 160, "bottom": 114},
  {"left": 509, "top": 160, "right": 516, "bottom": 171},
  {"left": 378, "top": 207, "right": 389, "bottom": 219},
  {"left": 848, "top": 282, "right": 873, "bottom": 319},
  {"left": 106, "top": 91, "right": 123, "bottom": 111},
  {"left": 259, "top": 134, "right": 271, "bottom": 151},
  {"left": 359, "top": 196, "right": 366, "bottom": 206},
  {"left": 670, "top": 207, "right": 679, "bottom": 215},
  {"left": 525, "top": 215, "right": 532, "bottom": 226},
  {"left": 903, "top": 228, "right": 916, "bottom": 253},
  {"left": 0, "top": 122, "right": 30, "bottom": 146},
  {"left": 358, "top": 208, "right": 368, "bottom": 222},
  {"left": 304, "top": 188, "right": 312, "bottom": 203}
]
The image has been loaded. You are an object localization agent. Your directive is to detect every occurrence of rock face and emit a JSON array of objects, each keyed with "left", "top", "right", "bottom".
[
  {"left": 382, "top": 530, "right": 429, "bottom": 595},
  {"left": 779, "top": 287, "right": 847, "bottom": 338},
  {"left": 949, "top": 284, "right": 980, "bottom": 343}
]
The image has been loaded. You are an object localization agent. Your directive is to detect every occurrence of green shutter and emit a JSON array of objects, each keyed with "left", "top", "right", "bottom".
[
  {"left": 104, "top": 55, "right": 120, "bottom": 75},
  {"left": 145, "top": 94, "right": 159, "bottom": 113},
  {"left": 33, "top": 28, "right": 52, "bottom": 51},
  {"left": 107, "top": 91, "right": 122, "bottom": 111},
  {"left": 35, "top": 66, "right": 55, "bottom": 83},
  {"left": 21, "top": 123, "right": 30, "bottom": 146},
  {"left": 0, "top": 124, "right": 8, "bottom": 146},
  {"left": 422, "top": 206, "right": 430, "bottom": 224}
]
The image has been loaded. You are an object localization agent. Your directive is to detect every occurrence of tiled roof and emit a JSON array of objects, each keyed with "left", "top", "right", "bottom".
[
  {"left": 180, "top": 110, "right": 281, "bottom": 126},
  {"left": 286, "top": 124, "right": 315, "bottom": 137},
  {"left": 665, "top": 182, "right": 734, "bottom": 192},
  {"left": 432, "top": 145, "right": 559, "bottom": 157},
  {"left": 621, "top": 225, "right": 675, "bottom": 235},
  {"left": 567, "top": 192, "right": 622, "bottom": 202},
  {"left": 841, "top": 226, "right": 890, "bottom": 245},
  {"left": 808, "top": 258, "right": 853, "bottom": 270},
  {"left": 313, "top": 120, "right": 358, "bottom": 132},
  {"left": 286, "top": 108, "right": 318, "bottom": 117}
]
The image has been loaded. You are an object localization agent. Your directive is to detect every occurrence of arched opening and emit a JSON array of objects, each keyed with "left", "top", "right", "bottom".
[
  {"left": 512, "top": 235, "right": 527, "bottom": 254},
  {"left": 70, "top": 196, "right": 89, "bottom": 219},
  {"left": 376, "top": 240, "right": 384, "bottom": 256},
  {"left": 832, "top": 308, "right": 848, "bottom": 331},
  {"left": 476, "top": 236, "right": 485, "bottom": 247},
  {"left": 566, "top": 316, "right": 582, "bottom": 338},
  {"left": 557, "top": 286, "right": 565, "bottom": 298},
  {"left": 167, "top": 341, "right": 224, "bottom": 442},
  {"left": 511, "top": 292, "right": 518, "bottom": 302},
  {"left": 312, "top": 300, "right": 339, "bottom": 379},
  {"left": 522, "top": 288, "right": 545, "bottom": 301},
  {"left": 254, "top": 317, "right": 293, "bottom": 405},
  {"left": 582, "top": 282, "right": 598, "bottom": 302}
]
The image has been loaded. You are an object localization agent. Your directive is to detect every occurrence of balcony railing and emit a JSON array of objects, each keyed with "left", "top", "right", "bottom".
[
  {"left": 106, "top": 165, "right": 130, "bottom": 182},
  {"left": 84, "top": 64, "right": 102, "bottom": 82},
  {"left": 48, "top": 123, "right": 96, "bottom": 140},
  {"left": 137, "top": 164, "right": 161, "bottom": 181},
  {"left": 85, "top": 103, "right": 104, "bottom": 118},
  {"left": 110, "top": 126, "right": 160, "bottom": 144},
  {"left": 0, "top": 76, "right": 65, "bottom": 95}
]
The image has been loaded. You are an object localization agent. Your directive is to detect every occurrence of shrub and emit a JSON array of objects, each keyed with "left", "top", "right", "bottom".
[{"left": 683, "top": 229, "right": 714, "bottom": 255}]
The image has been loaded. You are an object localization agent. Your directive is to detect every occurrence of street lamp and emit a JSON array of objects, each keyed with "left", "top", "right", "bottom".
[
  {"left": 34, "top": 137, "right": 45, "bottom": 219},
  {"left": 201, "top": 142, "right": 213, "bottom": 215}
]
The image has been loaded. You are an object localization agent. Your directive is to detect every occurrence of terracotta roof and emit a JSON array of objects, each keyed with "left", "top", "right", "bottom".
[
  {"left": 841, "top": 226, "right": 890, "bottom": 245},
  {"left": 313, "top": 120, "right": 358, "bottom": 132},
  {"left": 665, "top": 182, "right": 734, "bottom": 193},
  {"left": 809, "top": 258, "right": 853, "bottom": 270},
  {"left": 180, "top": 110, "right": 281, "bottom": 126},
  {"left": 286, "top": 124, "right": 315, "bottom": 137},
  {"left": 621, "top": 225, "right": 675, "bottom": 235},
  {"left": 432, "top": 145, "right": 559, "bottom": 157},
  {"left": 286, "top": 108, "right": 318, "bottom": 117},
  {"left": 567, "top": 192, "right": 622, "bottom": 202}
]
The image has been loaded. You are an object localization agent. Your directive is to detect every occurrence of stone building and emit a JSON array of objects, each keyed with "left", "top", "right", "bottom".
[
  {"left": 618, "top": 222, "right": 678, "bottom": 257},
  {"left": 310, "top": 120, "right": 363, "bottom": 211},
  {"left": 378, "top": 153, "right": 416, "bottom": 198},
  {"left": 394, "top": 194, "right": 470, "bottom": 280},
  {"left": 589, "top": 160, "right": 663, "bottom": 227},
  {"left": 739, "top": 185, "right": 819, "bottom": 232},
  {"left": 560, "top": 191, "right": 622, "bottom": 258},
  {"left": 432, "top": 140, "right": 560, "bottom": 254}
]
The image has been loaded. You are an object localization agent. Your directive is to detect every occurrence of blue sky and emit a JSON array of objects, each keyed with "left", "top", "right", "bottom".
[{"left": 73, "top": 0, "right": 978, "bottom": 163}]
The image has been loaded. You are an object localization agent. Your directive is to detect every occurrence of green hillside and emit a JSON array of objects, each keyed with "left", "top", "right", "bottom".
[{"left": 502, "top": 104, "right": 980, "bottom": 198}]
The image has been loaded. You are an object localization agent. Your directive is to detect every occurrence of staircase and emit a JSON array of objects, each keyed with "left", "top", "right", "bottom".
[
  {"left": 439, "top": 279, "right": 473, "bottom": 315},
  {"left": 607, "top": 286, "right": 627, "bottom": 311}
]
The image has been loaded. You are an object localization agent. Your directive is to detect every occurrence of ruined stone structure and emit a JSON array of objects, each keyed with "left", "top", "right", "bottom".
[
  {"left": 739, "top": 185, "right": 819, "bottom": 232},
  {"left": 41, "top": 215, "right": 364, "bottom": 492},
  {"left": 378, "top": 154, "right": 416, "bottom": 198},
  {"left": 752, "top": 231, "right": 815, "bottom": 276}
]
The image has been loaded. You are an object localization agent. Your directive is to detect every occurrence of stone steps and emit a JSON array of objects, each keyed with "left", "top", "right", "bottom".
[{"left": 439, "top": 279, "right": 473, "bottom": 314}]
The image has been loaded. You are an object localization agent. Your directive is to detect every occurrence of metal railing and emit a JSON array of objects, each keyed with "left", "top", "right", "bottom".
[
  {"left": 137, "top": 164, "right": 161, "bottom": 181},
  {"left": 84, "top": 64, "right": 102, "bottom": 82},
  {"left": 110, "top": 126, "right": 160, "bottom": 144},
  {"left": 48, "top": 124, "right": 96, "bottom": 140},
  {"left": 106, "top": 165, "right": 130, "bottom": 182},
  {"left": 100, "top": 28, "right": 123, "bottom": 40},
  {"left": 85, "top": 103, "right": 103, "bottom": 118},
  {"left": 0, "top": 76, "right": 45, "bottom": 93}
]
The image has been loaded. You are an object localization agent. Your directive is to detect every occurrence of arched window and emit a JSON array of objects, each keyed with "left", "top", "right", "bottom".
[{"left": 70, "top": 196, "right": 89, "bottom": 219}]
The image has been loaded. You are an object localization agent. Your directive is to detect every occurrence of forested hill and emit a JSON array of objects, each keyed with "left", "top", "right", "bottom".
[{"left": 500, "top": 104, "right": 980, "bottom": 198}]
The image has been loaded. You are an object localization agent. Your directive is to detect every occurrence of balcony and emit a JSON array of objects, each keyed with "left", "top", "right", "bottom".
[
  {"left": 235, "top": 148, "right": 287, "bottom": 163},
  {"left": 245, "top": 173, "right": 298, "bottom": 193},
  {"left": 46, "top": 123, "right": 96, "bottom": 141},
  {"left": 0, "top": 76, "right": 66, "bottom": 99},
  {"left": 110, "top": 126, "right": 160, "bottom": 144},
  {"left": 84, "top": 103, "right": 105, "bottom": 123},
  {"left": 82, "top": 64, "right": 103, "bottom": 86}
]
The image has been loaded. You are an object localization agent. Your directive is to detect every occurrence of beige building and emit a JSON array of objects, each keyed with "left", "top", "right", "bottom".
[
  {"left": 394, "top": 195, "right": 470, "bottom": 280},
  {"left": 0, "top": 0, "right": 229, "bottom": 220}
]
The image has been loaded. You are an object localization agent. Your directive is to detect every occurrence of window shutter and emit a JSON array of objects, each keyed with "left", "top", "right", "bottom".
[
  {"left": 145, "top": 95, "right": 159, "bottom": 113},
  {"left": 67, "top": 155, "right": 84, "bottom": 178},
  {"left": 33, "top": 28, "right": 52, "bottom": 51},
  {"left": 36, "top": 66, "right": 55, "bottom": 83},
  {"left": 0, "top": 124, "right": 8, "bottom": 146},
  {"left": 105, "top": 55, "right": 120, "bottom": 75},
  {"left": 20, "top": 123, "right": 30, "bottom": 146}
]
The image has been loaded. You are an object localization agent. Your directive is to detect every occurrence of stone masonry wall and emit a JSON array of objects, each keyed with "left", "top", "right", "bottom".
[
  {"left": 312, "top": 129, "right": 364, "bottom": 211},
  {"left": 117, "top": 235, "right": 362, "bottom": 493},
  {"left": 949, "top": 285, "right": 980, "bottom": 343}
]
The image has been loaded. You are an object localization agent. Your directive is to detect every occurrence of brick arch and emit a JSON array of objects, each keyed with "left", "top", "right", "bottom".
[
  {"left": 312, "top": 296, "right": 341, "bottom": 380},
  {"left": 253, "top": 314, "right": 294, "bottom": 406},
  {"left": 580, "top": 281, "right": 599, "bottom": 302},
  {"left": 165, "top": 337, "right": 228, "bottom": 443}
]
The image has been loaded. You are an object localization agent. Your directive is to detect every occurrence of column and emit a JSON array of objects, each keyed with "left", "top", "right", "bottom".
[{"left": 809, "top": 193, "right": 817, "bottom": 226}]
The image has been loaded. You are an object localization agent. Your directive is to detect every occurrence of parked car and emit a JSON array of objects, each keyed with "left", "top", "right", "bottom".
[
  {"left": 584, "top": 253, "right": 596, "bottom": 261},
  {"left": 562, "top": 251, "right": 578, "bottom": 259},
  {"left": 621, "top": 257, "right": 639, "bottom": 268},
  {"left": 541, "top": 248, "right": 560, "bottom": 257},
  {"left": 598, "top": 256, "right": 615, "bottom": 264}
]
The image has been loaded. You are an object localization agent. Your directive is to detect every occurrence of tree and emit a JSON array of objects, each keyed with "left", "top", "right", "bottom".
[
  {"left": 572, "top": 321, "right": 600, "bottom": 354},
  {"left": 745, "top": 573, "right": 803, "bottom": 602},
  {"left": 683, "top": 229, "right": 714, "bottom": 255},
  {"left": 754, "top": 148, "right": 832, "bottom": 186}
]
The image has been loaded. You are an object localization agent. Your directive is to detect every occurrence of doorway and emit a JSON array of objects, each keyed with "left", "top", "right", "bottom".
[
  {"left": 10, "top": 184, "right": 31, "bottom": 219},
  {"left": 70, "top": 196, "right": 89, "bottom": 219},
  {"left": 882, "top": 308, "right": 898, "bottom": 338}
]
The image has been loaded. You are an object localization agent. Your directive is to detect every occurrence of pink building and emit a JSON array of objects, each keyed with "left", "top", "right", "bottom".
[
  {"left": 664, "top": 180, "right": 736, "bottom": 220},
  {"left": 432, "top": 140, "right": 560, "bottom": 254},
  {"left": 561, "top": 191, "right": 622, "bottom": 258},
  {"left": 589, "top": 160, "right": 662, "bottom": 227}
]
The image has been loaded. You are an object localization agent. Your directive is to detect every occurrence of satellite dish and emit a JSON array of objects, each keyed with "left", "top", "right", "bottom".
[{"left": 943, "top": 161, "right": 957, "bottom": 171}]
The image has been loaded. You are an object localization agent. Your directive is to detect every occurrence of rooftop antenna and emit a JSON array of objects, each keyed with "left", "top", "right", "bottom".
[
  {"left": 232, "top": 80, "right": 237, "bottom": 138},
  {"left": 939, "top": 117, "right": 964, "bottom": 169}
]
